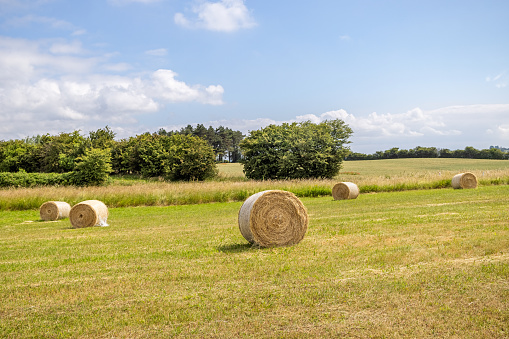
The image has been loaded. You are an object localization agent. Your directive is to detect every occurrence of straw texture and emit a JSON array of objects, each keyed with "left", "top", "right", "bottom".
[
  {"left": 39, "top": 201, "right": 71, "bottom": 221},
  {"left": 70, "top": 200, "right": 109, "bottom": 228},
  {"left": 452, "top": 172, "right": 478, "bottom": 189},
  {"left": 332, "top": 182, "right": 360, "bottom": 200},
  {"left": 238, "top": 190, "right": 308, "bottom": 247}
]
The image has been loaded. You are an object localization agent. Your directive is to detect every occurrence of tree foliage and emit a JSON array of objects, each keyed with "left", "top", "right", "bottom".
[
  {"left": 69, "top": 148, "right": 112, "bottom": 186},
  {"left": 0, "top": 125, "right": 217, "bottom": 184},
  {"left": 110, "top": 133, "right": 217, "bottom": 181},
  {"left": 158, "top": 124, "right": 245, "bottom": 162},
  {"left": 240, "top": 120, "right": 353, "bottom": 180},
  {"left": 347, "top": 146, "right": 509, "bottom": 160}
]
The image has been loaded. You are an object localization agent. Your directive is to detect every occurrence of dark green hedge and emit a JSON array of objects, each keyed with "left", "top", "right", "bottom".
[{"left": 0, "top": 171, "right": 70, "bottom": 188}]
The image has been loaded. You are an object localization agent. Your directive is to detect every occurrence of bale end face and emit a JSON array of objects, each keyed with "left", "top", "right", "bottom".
[
  {"left": 39, "top": 201, "right": 71, "bottom": 221},
  {"left": 452, "top": 172, "right": 477, "bottom": 189},
  {"left": 238, "top": 190, "right": 308, "bottom": 248},
  {"left": 70, "top": 200, "right": 109, "bottom": 228}
]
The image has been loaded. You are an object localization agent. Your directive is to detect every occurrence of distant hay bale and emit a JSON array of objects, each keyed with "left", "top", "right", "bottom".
[
  {"left": 238, "top": 190, "right": 308, "bottom": 247},
  {"left": 452, "top": 172, "right": 478, "bottom": 189},
  {"left": 70, "top": 200, "right": 109, "bottom": 228},
  {"left": 39, "top": 201, "right": 71, "bottom": 221},
  {"left": 332, "top": 182, "right": 360, "bottom": 200}
]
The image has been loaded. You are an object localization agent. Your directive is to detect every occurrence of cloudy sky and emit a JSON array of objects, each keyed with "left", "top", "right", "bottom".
[{"left": 0, "top": 0, "right": 508, "bottom": 153}]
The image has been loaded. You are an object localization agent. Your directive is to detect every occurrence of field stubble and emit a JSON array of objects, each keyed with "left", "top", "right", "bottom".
[{"left": 0, "top": 184, "right": 508, "bottom": 337}]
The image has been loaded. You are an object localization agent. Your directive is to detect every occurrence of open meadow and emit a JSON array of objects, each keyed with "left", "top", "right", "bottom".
[
  {"left": 1, "top": 158, "right": 509, "bottom": 338},
  {"left": 1, "top": 158, "right": 509, "bottom": 211}
]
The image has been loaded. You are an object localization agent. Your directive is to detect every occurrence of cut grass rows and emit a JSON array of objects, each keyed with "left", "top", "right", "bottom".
[{"left": 1, "top": 186, "right": 508, "bottom": 337}]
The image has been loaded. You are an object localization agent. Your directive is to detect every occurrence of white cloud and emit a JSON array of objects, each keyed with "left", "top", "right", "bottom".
[
  {"left": 0, "top": 0, "right": 54, "bottom": 13},
  {"left": 175, "top": 0, "right": 257, "bottom": 32},
  {"left": 486, "top": 72, "right": 504, "bottom": 82},
  {"left": 49, "top": 40, "right": 84, "bottom": 54},
  {"left": 101, "top": 62, "right": 132, "bottom": 72},
  {"left": 499, "top": 125, "right": 509, "bottom": 136},
  {"left": 164, "top": 104, "right": 509, "bottom": 153},
  {"left": 108, "top": 0, "right": 161, "bottom": 5},
  {"left": 148, "top": 69, "right": 224, "bottom": 105},
  {"left": 4, "top": 14, "right": 85, "bottom": 35},
  {"left": 486, "top": 71, "right": 507, "bottom": 89},
  {"left": 145, "top": 48, "right": 168, "bottom": 56},
  {"left": 0, "top": 36, "right": 224, "bottom": 140}
]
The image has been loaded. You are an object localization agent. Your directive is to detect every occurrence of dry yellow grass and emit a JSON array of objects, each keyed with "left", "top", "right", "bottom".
[{"left": 1, "top": 159, "right": 509, "bottom": 211}]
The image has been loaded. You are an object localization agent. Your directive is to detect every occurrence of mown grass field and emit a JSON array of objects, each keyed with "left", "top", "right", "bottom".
[{"left": 1, "top": 158, "right": 509, "bottom": 338}]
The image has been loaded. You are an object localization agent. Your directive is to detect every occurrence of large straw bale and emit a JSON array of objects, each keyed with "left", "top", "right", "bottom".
[
  {"left": 452, "top": 172, "right": 477, "bottom": 189},
  {"left": 238, "top": 190, "right": 308, "bottom": 247},
  {"left": 332, "top": 182, "right": 360, "bottom": 200},
  {"left": 70, "top": 200, "right": 109, "bottom": 228},
  {"left": 39, "top": 201, "right": 71, "bottom": 221}
]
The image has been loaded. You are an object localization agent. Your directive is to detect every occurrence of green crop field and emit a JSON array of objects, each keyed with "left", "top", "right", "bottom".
[
  {"left": 1, "top": 158, "right": 509, "bottom": 338},
  {"left": 218, "top": 158, "right": 509, "bottom": 179}
]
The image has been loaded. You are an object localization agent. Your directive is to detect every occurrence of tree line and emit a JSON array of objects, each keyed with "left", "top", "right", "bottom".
[
  {"left": 347, "top": 146, "right": 509, "bottom": 160},
  {"left": 0, "top": 126, "right": 238, "bottom": 186},
  {"left": 157, "top": 124, "right": 244, "bottom": 163},
  {"left": 0, "top": 125, "right": 245, "bottom": 173},
  {"left": 2, "top": 121, "right": 507, "bottom": 187},
  {"left": 0, "top": 120, "right": 354, "bottom": 184}
]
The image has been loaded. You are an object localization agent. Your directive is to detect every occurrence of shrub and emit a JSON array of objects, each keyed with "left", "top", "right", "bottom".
[
  {"left": 240, "top": 120, "right": 353, "bottom": 180},
  {"left": 69, "top": 148, "right": 112, "bottom": 186},
  {"left": 164, "top": 134, "right": 218, "bottom": 181},
  {"left": 0, "top": 170, "right": 69, "bottom": 188}
]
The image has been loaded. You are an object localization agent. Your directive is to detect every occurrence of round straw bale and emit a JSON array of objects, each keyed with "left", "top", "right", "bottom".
[
  {"left": 70, "top": 200, "right": 109, "bottom": 228},
  {"left": 452, "top": 172, "right": 477, "bottom": 189},
  {"left": 332, "top": 182, "right": 360, "bottom": 200},
  {"left": 39, "top": 201, "right": 71, "bottom": 221},
  {"left": 238, "top": 190, "right": 308, "bottom": 247}
]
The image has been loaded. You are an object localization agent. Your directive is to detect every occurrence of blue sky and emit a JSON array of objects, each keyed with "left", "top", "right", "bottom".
[{"left": 0, "top": 0, "right": 508, "bottom": 153}]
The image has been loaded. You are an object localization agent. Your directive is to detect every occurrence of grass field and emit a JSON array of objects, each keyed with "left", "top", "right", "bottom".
[
  {"left": 1, "top": 158, "right": 509, "bottom": 337},
  {"left": 1, "top": 158, "right": 509, "bottom": 211},
  {"left": 219, "top": 158, "right": 509, "bottom": 186}
]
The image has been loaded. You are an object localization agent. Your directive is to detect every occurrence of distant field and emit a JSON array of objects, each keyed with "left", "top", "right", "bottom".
[
  {"left": 1, "top": 158, "right": 509, "bottom": 211},
  {"left": 1, "top": 185, "right": 508, "bottom": 337},
  {"left": 218, "top": 158, "right": 509, "bottom": 179}
]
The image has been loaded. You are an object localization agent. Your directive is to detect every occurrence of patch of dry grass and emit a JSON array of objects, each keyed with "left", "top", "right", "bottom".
[{"left": 2, "top": 158, "right": 509, "bottom": 211}]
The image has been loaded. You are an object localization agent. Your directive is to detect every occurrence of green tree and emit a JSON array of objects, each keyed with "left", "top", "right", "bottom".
[
  {"left": 38, "top": 131, "right": 87, "bottom": 173},
  {"left": 439, "top": 148, "right": 453, "bottom": 158},
  {"left": 463, "top": 146, "right": 480, "bottom": 159},
  {"left": 164, "top": 134, "right": 218, "bottom": 181},
  {"left": 240, "top": 120, "right": 352, "bottom": 180},
  {"left": 111, "top": 133, "right": 217, "bottom": 181},
  {"left": 89, "top": 126, "right": 116, "bottom": 149},
  {"left": 0, "top": 139, "right": 40, "bottom": 172},
  {"left": 69, "top": 148, "right": 112, "bottom": 186},
  {"left": 110, "top": 139, "right": 132, "bottom": 174},
  {"left": 383, "top": 147, "right": 399, "bottom": 159}
]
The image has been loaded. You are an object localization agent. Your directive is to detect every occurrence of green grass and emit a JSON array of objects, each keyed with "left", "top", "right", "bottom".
[
  {"left": 1, "top": 158, "right": 509, "bottom": 211},
  {"left": 1, "top": 185, "right": 508, "bottom": 337}
]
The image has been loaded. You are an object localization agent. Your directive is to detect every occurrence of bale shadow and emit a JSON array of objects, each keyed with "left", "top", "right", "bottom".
[{"left": 216, "top": 243, "right": 256, "bottom": 253}]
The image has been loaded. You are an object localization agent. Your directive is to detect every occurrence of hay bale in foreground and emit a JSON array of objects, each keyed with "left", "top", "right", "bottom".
[
  {"left": 452, "top": 172, "right": 478, "bottom": 189},
  {"left": 70, "top": 200, "right": 109, "bottom": 228},
  {"left": 332, "top": 182, "right": 360, "bottom": 200},
  {"left": 39, "top": 201, "right": 71, "bottom": 221},
  {"left": 238, "top": 190, "right": 308, "bottom": 247}
]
